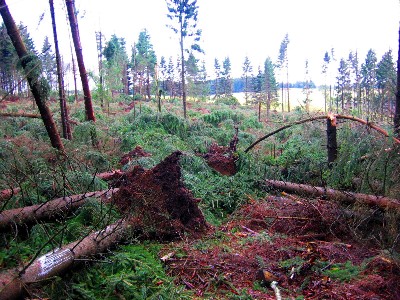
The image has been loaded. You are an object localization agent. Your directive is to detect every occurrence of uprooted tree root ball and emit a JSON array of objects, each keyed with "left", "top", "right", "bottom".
[
  {"left": 201, "top": 126, "right": 239, "bottom": 176},
  {"left": 111, "top": 151, "right": 208, "bottom": 240}
]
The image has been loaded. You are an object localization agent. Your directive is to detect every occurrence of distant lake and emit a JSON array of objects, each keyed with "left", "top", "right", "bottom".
[{"left": 233, "top": 88, "right": 327, "bottom": 112}]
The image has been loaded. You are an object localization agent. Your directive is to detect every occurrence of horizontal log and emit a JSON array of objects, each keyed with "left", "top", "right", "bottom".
[
  {"left": 0, "top": 112, "right": 41, "bottom": 118},
  {"left": 265, "top": 180, "right": 400, "bottom": 212},
  {"left": 0, "top": 218, "right": 129, "bottom": 300},
  {"left": 0, "top": 188, "right": 119, "bottom": 230}
]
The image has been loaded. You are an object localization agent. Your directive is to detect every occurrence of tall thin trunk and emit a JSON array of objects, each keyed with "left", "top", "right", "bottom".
[
  {"left": 327, "top": 117, "right": 338, "bottom": 167},
  {"left": 49, "top": 0, "right": 71, "bottom": 140},
  {"left": 65, "top": 0, "right": 95, "bottom": 122},
  {"left": 0, "top": 0, "right": 64, "bottom": 151},
  {"left": 180, "top": 30, "right": 187, "bottom": 118},
  {"left": 286, "top": 66, "right": 290, "bottom": 112},
  {"left": 71, "top": 53, "right": 78, "bottom": 103},
  {"left": 394, "top": 22, "right": 400, "bottom": 137}
]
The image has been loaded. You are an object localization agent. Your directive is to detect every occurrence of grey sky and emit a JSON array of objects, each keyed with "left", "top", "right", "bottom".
[{"left": 6, "top": 0, "right": 400, "bottom": 86}]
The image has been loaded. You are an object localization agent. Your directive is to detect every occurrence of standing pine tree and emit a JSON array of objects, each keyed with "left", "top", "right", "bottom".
[
  {"left": 242, "top": 56, "right": 253, "bottom": 104},
  {"left": 348, "top": 51, "right": 361, "bottom": 112},
  {"left": 221, "top": 57, "right": 232, "bottom": 97},
  {"left": 322, "top": 51, "right": 331, "bottom": 112},
  {"left": 165, "top": 0, "right": 202, "bottom": 119},
  {"left": 135, "top": 30, "right": 157, "bottom": 100},
  {"left": 264, "top": 57, "right": 278, "bottom": 121},
  {"left": 336, "top": 58, "right": 351, "bottom": 112},
  {"left": 277, "top": 34, "right": 290, "bottom": 112},
  {"left": 40, "top": 36, "right": 57, "bottom": 90},
  {"left": 361, "top": 49, "right": 377, "bottom": 116},
  {"left": 213, "top": 58, "right": 221, "bottom": 98},
  {"left": 376, "top": 50, "right": 396, "bottom": 120},
  {"left": 303, "top": 60, "right": 312, "bottom": 113}
]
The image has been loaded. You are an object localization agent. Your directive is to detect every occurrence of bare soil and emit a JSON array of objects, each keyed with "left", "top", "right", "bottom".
[
  {"left": 111, "top": 151, "right": 208, "bottom": 240},
  {"left": 160, "top": 196, "right": 400, "bottom": 299}
]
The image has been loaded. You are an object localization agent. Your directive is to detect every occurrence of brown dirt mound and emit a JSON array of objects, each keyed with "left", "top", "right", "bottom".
[
  {"left": 201, "top": 127, "right": 239, "bottom": 176},
  {"left": 119, "top": 145, "right": 151, "bottom": 165},
  {"left": 111, "top": 151, "right": 208, "bottom": 240}
]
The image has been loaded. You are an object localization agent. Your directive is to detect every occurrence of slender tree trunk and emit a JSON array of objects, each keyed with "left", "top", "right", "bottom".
[
  {"left": 65, "top": 0, "right": 95, "bottom": 122},
  {"left": 0, "top": 0, "right": 64, "bottom": 151},
  {"left": 395, "top": 22, "right": 400, "bottom": 137},
  {"left": 50, "top": 0, "right": 72, "bottom": 140},
  {"left": 327, "top": 117, "right": 337, "bottom": 167},
  {"left": 72, "top": 54, "right": 78, "bottom": 103},
  {"left": 180, "top": 29, "right": 187, "bottom": 118},
  {"left": 286, "top": 66, "right": 290, "bottom": 112}
]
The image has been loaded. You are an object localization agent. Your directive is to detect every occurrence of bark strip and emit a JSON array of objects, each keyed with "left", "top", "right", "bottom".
[
  {"left": 0, "top": 219, "right": 129, "bottom": 300},
  {"left": 265, "top": 180, "right": 400, "bottom": 212},
  {"left": 0, "top": 189, "right": 118, "bottom": 230}
]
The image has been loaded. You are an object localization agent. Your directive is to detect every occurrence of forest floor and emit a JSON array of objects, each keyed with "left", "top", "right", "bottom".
[
  {"left": 159, "top": 194, "right": 400, "bottom": 299},
  {"left": 111, "top": 143, "right": 400, "bottom": 300},
  {"left": 1, "top": 97, "right": 400, "bottom": 299}
]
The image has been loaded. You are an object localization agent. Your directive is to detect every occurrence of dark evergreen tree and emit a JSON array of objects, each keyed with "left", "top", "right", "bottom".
[
  {"left": 135, "top": 29, "right": 157, "bottom": 100},
  {"left": 322, "top": 51, "right": 331, "bottom": 112},
  {"left": 264, "top": 57, "right": 278, "bottom": 120},
  {"left": 336, "top": 58, "right": 351, "bottom": 112},
  {"left": 40, "top": 36, "right": 57, "bottom": 90},
  {"left": 376, "top": 50, "right": 396, "bottom": 118},
  {"left": 221, "top": 57, "right": 232, "bottom": 97},
  {"left": 348, "top": 51, "right": 361, "bottom": 111},
  {"left": 242, "top": 56, "right": 253, "bottom": 103},
  {"left": 103, "top": 34, "right": 128, "bottom": 97},
  {"left": 361, "top": 49, "right": 377, "bottom": 115},
  {"left": 213, "top": 58, "right": 221, "bottom": 98}
]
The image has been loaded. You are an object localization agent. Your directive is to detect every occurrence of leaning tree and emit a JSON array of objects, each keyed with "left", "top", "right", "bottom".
[{"left": 0, "top": 0, "right": 64, "bottom": 151}]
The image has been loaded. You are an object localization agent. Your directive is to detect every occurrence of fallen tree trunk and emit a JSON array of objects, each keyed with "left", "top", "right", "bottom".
[
  {"left": 265, "top": 180, "right": 400, "bottom": 212},
  {"left": 0, "top": 151, "right": 207, "bottom": 299},
  {"left": 0, "top": 188, "right": 118, "bottom": 230},
  {"left": 0, "top": 218, "right": 129, "bottom": 300},
  {"left": 0, "top": 171, "right": 122, "bottom": 203},
  {"left": 0, "top": 112, "right": 41, "bottom": 118}
]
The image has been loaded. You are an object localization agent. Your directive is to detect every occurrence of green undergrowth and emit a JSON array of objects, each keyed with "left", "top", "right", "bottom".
[
  {"left": 1, "top": 99, "right": 400, "bottom": 298},
  {"left": 44, "top": 244, "right": 193, "bottom": 299}
]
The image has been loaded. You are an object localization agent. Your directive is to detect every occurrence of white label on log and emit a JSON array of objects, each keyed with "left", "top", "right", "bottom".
[{"left": 37, "top": 248, "right": 74, "bottom": 278}]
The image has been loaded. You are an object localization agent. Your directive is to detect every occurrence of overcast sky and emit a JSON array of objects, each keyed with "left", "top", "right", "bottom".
[{"left": 5, "top": 0, "right": 400, "bottom": 86}]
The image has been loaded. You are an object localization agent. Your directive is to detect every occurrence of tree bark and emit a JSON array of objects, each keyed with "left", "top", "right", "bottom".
[
  {"left": 394, "top": 22, "right": 400, "bottom": 138},
  {"left": 0, "top": 219, "right": 129, "bottom": 300},
  {"left": 0, "top": 0, "right": 64, "bottom": 151},
  {"left": 180, "top": 29, "right": 187, "bottom": 119},
  {"left": 0, "top": 112, "right": 40, "bottom": 118},
  {"left": 0, "top": 189, "right": 118, "bottom": 230},
  {"left": 65, "top": 0, "right": 95, "bottom": 122},
  {"left": 265, "top": 180, "right": 400, "bottom": 212},
  {"left": 50, "top": 0, "right": 72, "bottom": 140},
  {"left": 326, "top": 115, "right": 337, "bottom": 166}
]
